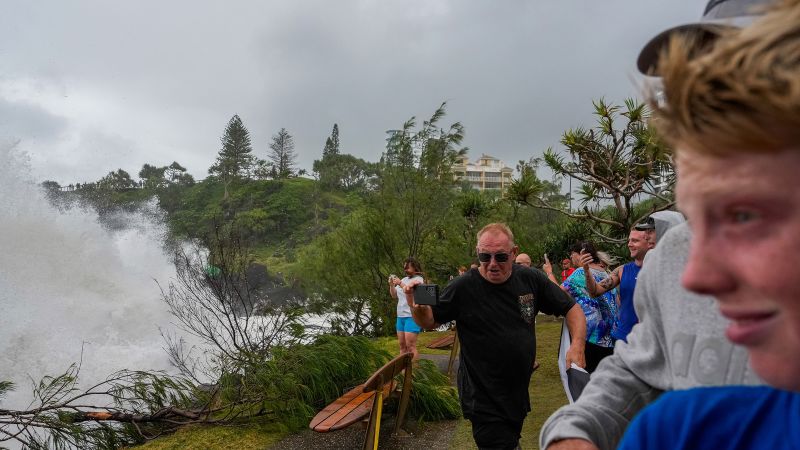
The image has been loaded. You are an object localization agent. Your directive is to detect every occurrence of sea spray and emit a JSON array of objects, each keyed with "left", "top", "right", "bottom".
[{"left": 0, "top": 143, "right": 178, "bottom": 409}]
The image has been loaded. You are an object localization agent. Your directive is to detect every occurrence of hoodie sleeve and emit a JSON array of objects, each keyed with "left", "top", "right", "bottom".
[{"left": 539, "top": 233, "right": 675, "bottom": 450}]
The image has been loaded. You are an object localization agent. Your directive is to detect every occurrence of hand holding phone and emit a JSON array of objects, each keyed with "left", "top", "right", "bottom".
[
  {"left": 413, "top": 284, "right": 440, "bottom": 305},
  {"left": 542, "top": 253, "right": 553, "bottom": 275}
]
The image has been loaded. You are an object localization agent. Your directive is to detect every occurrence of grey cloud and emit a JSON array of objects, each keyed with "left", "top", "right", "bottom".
[
  {"left": 3, "top": 0, "right": 703, "bottom": 182},
  {"left": 0, "top": 98, "right": 68, "bottom": 142}
]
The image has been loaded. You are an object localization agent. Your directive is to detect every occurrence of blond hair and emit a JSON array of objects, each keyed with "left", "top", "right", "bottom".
[
  {"left": 476, "top": 223, "right": 515, "bottom": 246},
  {"left": 596, "top": 251, "right": 618, "bottom": 269},
  {"left": 651, "top": 0, "right": 800, "bottom": 155}
]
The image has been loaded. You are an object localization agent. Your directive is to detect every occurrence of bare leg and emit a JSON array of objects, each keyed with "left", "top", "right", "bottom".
[
  {"left": 403, "top": 332, "right": 419, "bottom": 360},
  {"left": 397, "top": 331, "right": 408, "bottom": 354}
]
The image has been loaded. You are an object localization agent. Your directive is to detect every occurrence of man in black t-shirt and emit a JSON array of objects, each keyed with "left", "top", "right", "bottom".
[{"left": 407, "top": 223, "right": 586, "bottom": 449}]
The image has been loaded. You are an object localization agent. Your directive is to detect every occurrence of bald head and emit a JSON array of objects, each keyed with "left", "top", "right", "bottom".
[{"left": 515, "top": 253, "right": 532, "bottom": 267}]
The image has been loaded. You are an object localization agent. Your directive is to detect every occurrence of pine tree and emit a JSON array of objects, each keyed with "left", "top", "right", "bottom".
[
  {"left": 268, "top": 128, "right": 297, "bottom": 179},
  {"left": 209, "top": 115, "right": 255, "bottom": 182},
  {"left": 323, "top": 137, "right": 334, "bottom": 157},
  {"left": 330, "top": 123, "right": 340, "bottom": 155},
  {"left": 322, "top": 123, "right": 340, "bottom": 157}
]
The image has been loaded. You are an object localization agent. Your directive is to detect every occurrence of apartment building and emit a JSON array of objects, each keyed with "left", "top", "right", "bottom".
[{"left": 452, "top": 154, "right": 514, "bottom": 191}]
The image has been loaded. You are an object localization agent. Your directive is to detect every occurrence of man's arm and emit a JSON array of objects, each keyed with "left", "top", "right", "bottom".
[
  {"left": 410, "top": 304, "right": 438, "bottom": 330},
  {"left": 563, "top": 303, "right": 587, "bottom": 369},
  {"left": 584, "top": 257, "right": 621, "bottom": 297},
  {"left": 403, "top": 279, "right": 439, "bottom": 330},
  {"left": 388, "top": 276, "right": 399, "bottom": 298},
  {"left": 535, "top": 270, "right": 585, "bottom": 368}
]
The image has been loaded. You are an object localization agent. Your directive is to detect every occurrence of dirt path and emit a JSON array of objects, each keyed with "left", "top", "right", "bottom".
[{"left": 270, "top": 417, "right": 459, "bottom": 450}]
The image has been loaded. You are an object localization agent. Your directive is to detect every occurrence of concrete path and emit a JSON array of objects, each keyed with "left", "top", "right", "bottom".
[{"left": 419, "top": 353, "right": 459, "bottom": 382}]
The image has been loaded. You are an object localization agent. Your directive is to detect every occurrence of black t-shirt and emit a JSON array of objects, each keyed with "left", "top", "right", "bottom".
[{"left": 432, "top": 265, "right": 575, "bottom": 422}]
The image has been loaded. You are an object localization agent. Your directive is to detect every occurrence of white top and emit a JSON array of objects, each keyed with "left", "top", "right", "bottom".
[{"left": 395, "top": 275, "right": 424, "bottom": 318}]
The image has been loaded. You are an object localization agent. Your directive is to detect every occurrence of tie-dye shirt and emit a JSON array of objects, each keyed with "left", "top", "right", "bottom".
[{"left": 562, "top": 267, "right": 618, "bottom": 348}]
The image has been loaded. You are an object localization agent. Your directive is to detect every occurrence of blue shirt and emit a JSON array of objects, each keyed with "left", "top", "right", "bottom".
[
  {"left": 619, "top": 386, "right": 800, "bottom": 450},
  {"left": 611, "top": 261, "right": 641, "bottom": 342}
]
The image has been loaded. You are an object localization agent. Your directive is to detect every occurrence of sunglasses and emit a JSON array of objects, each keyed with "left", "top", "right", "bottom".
[{"left": 477, "top": 252, "right": 511, "bottom": 263}]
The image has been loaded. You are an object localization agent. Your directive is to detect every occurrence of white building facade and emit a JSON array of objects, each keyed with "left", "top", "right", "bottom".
[{"left": 452, "top": 154, "right": 514, "bottom": 191}]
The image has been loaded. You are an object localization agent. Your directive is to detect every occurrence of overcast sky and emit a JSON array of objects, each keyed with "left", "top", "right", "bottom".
[{"left": 1, "top": 0, "right": 702, "bottom": 184}]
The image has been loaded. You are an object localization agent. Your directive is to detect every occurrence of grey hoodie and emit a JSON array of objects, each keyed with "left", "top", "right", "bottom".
[
  {"left": 648, "top": 210, "right": 685, "bottom": 245},
  {"left": 540, "top": 222, "right": 763, "bottom": 450}
]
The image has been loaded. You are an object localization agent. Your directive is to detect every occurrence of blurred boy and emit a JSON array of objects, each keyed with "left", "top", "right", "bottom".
[{"left": 619, "top": 1, "right": 800, "bottom": 448}]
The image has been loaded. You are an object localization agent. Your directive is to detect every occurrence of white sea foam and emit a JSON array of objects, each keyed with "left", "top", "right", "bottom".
[{"left": 0, "top": 142, "right": 177, "bottom": 409}]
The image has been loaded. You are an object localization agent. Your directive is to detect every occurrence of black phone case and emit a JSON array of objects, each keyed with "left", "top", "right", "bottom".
[{"left": 413, "top": 284, "right": 439, "bottom": 305}]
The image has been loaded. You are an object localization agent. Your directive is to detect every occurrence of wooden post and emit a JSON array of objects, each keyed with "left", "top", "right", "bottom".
[
  {"left": 356, "top": 352, "right": 414, "bottom": 449},
  {"left": 362, "top": 384, "right": 384, "bottom": 450},
  {"left": 393, "top": 357, "right": 413, "bottom": 435},
  {"left": 447, "top": 329, "right": 460, "bottom": 378}
]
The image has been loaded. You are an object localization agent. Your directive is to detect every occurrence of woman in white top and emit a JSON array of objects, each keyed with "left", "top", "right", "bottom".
[{"left": 388, "top": 257, "right": 424, "bottom": 360}]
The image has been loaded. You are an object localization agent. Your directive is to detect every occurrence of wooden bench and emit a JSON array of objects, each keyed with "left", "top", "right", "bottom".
[
  {"left": 309, "top": 352, "right": 413, "bottom": 450},
  {"left": 426, "top": 332, "right": 455, "bottom": 350},
  {"left": 426, "top": 328, "right": 460, "bottom": 378}
]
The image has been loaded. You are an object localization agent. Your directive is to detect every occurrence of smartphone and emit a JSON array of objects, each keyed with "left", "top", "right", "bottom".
[{"left": 413, "top": 284, "right": 440, "bottom": 306}]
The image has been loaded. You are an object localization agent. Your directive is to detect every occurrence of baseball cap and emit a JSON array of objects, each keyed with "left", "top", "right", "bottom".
[
  {"left": 633, "top": 216, "right": 656, "bottom": 231},
  {"left": 637, "top": 0, "right": 774, "bottom": 75}
]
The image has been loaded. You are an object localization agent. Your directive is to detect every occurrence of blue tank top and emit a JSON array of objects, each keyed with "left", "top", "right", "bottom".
[{"left": 611, "top": 261, "right": 641, "bottom": 342}]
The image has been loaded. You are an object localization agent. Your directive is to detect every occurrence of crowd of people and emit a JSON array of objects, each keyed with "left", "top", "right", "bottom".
[{"left": 387, "top": 0, "right": 800, "bottom": 448}]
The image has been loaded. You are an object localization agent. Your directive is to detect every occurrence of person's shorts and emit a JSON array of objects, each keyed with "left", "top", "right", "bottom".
[{"left": 396, "top": 317, "right": 422, "bottom": 334}]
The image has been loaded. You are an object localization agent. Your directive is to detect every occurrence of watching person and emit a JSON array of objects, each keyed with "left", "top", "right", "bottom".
[
  {"left": 515, "top": 253, "right": 532, "bottom": 267},
  {"left": 406, "top": 223, "right": 587, "bottom": 449},
  {"left": 595, "top": 251, "right": 617, "bottom": 271},
  {"left": 618, "top": 1, "right": 800, "bottom": 447},
  {"left": 388, "top": 257, "right": 424, "bottom": 360},
  {"left": 580, "top": 229, "right": 651, "bottom": 344},
  {"left": 540, "top": 1, "right": 770, "bottom": 448},
  {"left": 633, "top": 211, "right": 686, "bottom": 250},
  {"left": 546, "top": 242, "right": 617, "bottom": 373},
  {"left": 560, "top": 258, "right": 575, "bottom": 281}
]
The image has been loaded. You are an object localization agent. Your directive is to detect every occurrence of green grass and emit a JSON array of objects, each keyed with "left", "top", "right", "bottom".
[
  {"left": 134, "top": 320, "right": 567, "bottom": 449},
  {"left": 373, "top": 329, "right": 455, "bottom": 356},
  {"left": 132, "top": 421, "right": 288, "bottom": 450}
]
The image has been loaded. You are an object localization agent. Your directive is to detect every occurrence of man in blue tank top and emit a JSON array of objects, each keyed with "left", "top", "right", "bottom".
[
  {"left": 579, "top": 229, "right": 650, "bottom": 343},
  {"left": 612, "top": 260, "right": 642, "bottom": 343}
]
